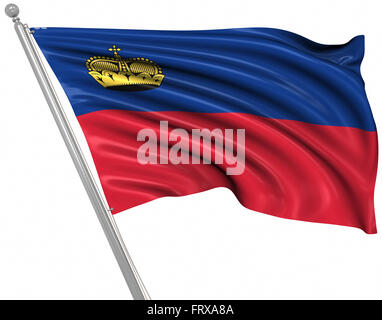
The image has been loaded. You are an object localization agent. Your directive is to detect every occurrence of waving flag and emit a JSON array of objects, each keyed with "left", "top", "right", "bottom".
[{"left": 32, "top": 27, "right": 377, "bottom": 233}]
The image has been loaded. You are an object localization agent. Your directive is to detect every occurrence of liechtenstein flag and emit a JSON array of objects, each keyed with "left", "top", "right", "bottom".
[{"left": 32, "top": 27, "right": 378, "bottom": 233}]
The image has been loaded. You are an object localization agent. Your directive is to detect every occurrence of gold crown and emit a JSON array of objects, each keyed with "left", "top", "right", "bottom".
[{"left": 86, "top": 45, "right": 165, "bottom": 91}]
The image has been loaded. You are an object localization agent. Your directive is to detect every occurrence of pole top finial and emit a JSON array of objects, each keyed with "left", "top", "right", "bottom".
[{"left": 5, "top": 3, "right": 19, "bottom": 18}]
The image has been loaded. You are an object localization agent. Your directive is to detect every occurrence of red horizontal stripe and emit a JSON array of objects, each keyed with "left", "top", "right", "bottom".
[{"left": 77, "top": 110, "right": 378, "bottom": 233}]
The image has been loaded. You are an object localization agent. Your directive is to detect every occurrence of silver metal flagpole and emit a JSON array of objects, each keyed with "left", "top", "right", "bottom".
[{"left": 5, "top": 3, "right": 150, "bottom": 300}]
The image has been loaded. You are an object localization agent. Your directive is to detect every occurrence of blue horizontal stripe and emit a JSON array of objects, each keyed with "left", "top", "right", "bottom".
[{"left": 32, "top": 27, "right": 376, "bottom": 131}]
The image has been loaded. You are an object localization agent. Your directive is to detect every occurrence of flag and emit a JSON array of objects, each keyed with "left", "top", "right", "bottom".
[{"left": 32, "top": 27, "right": 378, "bottom": 233}]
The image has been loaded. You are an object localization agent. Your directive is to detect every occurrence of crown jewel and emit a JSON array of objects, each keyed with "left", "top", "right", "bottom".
[{"left": 86, "top": 45, "right": 165, "bottom": 91}]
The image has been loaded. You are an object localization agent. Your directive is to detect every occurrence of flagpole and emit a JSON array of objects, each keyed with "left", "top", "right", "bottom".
[{"left": 5, "top": 3, "right": 150, "bottom": 300}]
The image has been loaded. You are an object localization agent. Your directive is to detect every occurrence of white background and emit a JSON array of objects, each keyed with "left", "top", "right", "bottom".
[{"left": 0, "top": 0, "right": 381, "bottom": 300}]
